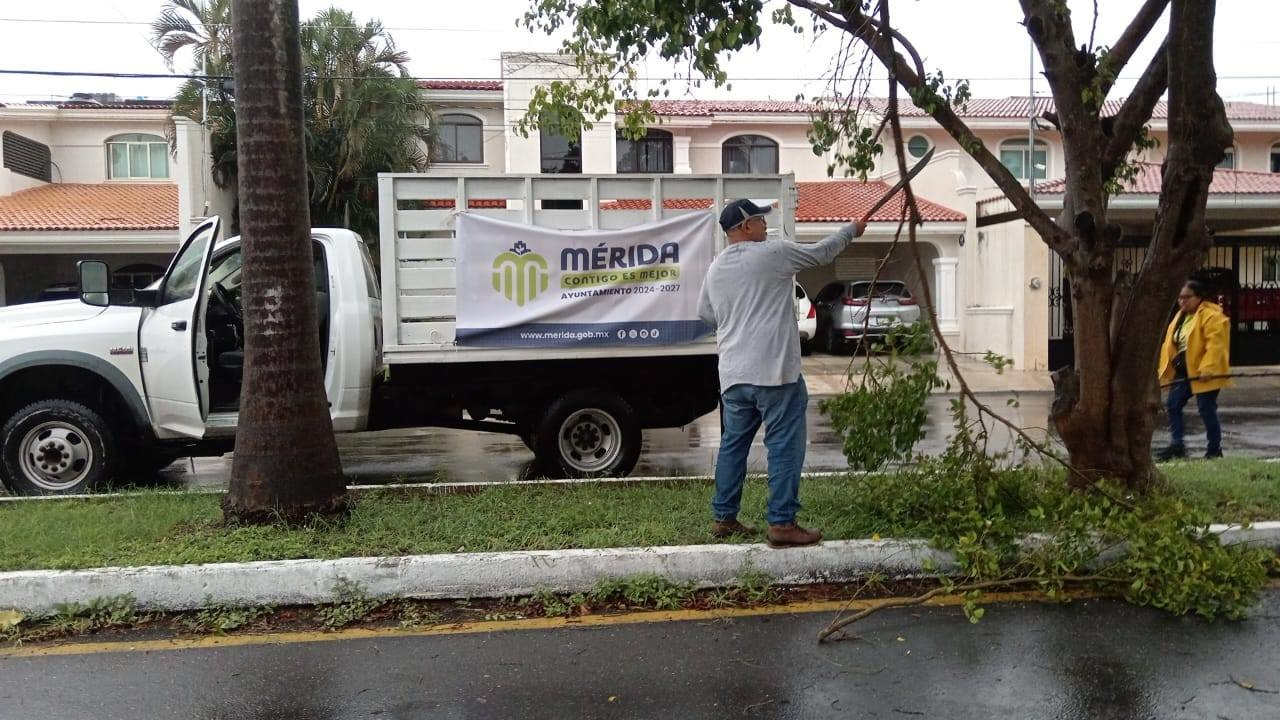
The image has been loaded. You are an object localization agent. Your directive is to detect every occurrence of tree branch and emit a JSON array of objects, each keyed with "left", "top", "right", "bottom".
[
  {"left": 1099, "top": 0, "right": 1171, "bottom": 96},
  {"left": 871, "top": 3, "right": 1113, "bottom": 497},
  {"left": 786, "top": 0, "right": 1072, "bottom": 254},
  {"left": 1020, "top": 0, "right": 1089, "bottom": 134},
  {"left": 1101, "top": 39, "right": 1168, "bottom": 195},
  {"left": 818, "top": 575, "right": 1122, "bottom": 642}
]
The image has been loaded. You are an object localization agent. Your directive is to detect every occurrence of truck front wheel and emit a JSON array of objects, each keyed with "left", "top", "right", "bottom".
[
  {"left": 1, "top": 400, "right": 115, "bottom": 496},
  {"left": 534, "top": 390, "right": 641, "bottom": 478}
]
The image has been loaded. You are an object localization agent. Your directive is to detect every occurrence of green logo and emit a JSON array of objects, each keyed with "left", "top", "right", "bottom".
[{"left": 492, "top": 240, "right": 549, "bottom": 307}]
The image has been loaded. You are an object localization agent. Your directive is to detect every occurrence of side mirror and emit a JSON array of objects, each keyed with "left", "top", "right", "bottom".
[{"left": 77, "top": 261, "right": 111, "bottom": 307}]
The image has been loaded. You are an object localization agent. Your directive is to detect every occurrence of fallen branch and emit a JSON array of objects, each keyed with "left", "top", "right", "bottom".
[{"left": 817, "top": 575, "right": 1121, "bottom": 642}]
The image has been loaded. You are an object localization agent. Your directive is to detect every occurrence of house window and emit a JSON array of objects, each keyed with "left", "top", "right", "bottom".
[
  {"left": 906, "top": 135, "right": 931, "bottom": 159},
  {"left": 540, "top": 128, "right": 582, "bottom": 174},
  {"left": 436, "top": 113, "right": 483, "bottom": 163},
  {"left": 107, "top": 134, "right": 169, "bottom": 179},
  {"left": 617, "top": 129, "right": 673, "bottom": 173},
  {"left": 1269, "top": 143, "right": 1279, "bottom": 173},
  {"left": 1217, "top": 147, "right": 1236, "bottom": 170},
  {"left": 999, "top": 138, "right": 1048, "bottom": 180},
  {"left": 1264, "top": 249, "right": 1279, "bottom": 283},
  {"left": 722, "top": 134, "right": 779, "bottom": 174}
]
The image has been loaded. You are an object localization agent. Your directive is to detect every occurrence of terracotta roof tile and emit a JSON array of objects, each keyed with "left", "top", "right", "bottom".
[
  {"left": 599, "top": 198, "right": 715, "bottom": 210},
  {"left": 873, "top": 97, "right": 1280, "bottom": 122},
  {"left": 21, "top": 99, "right": 173, "bottom": 110},
  {"left": 403, "top": 84, "right": 1280, "bottom": 123},
  {"left": 797, "top": 180, "right": 964, "bottom": 222},
  {"left": 417, "top": 199, "right": 509, "bottom": 209},
  {"left": 0, "top": 183, "right": 178, "bottom": 231},
  {"left": 646, "top": 100, "right": 817, "bottom": 116},
  {"left": 1032, "top": 163, "right": 1280, "bottom": 196},
  {"left": 416, "top": 80, "right": 503, "bottom": 91}
]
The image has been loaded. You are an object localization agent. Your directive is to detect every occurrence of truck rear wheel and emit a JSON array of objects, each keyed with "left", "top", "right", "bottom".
[
  {"left": 1, "top": 400, "right": 115, "bottom": 496},
  {"left": 533, "top": 390, "right": 641, "bottom": 478}
]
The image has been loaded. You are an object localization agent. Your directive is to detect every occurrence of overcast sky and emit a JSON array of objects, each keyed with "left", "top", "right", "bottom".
[{"left": 1, "top": 1, "right": 1276, "bottom": 106}]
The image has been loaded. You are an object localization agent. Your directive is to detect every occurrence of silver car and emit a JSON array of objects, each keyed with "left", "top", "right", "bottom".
[{"left": 813, "top": 280, "right": 922, "bottom": 353}]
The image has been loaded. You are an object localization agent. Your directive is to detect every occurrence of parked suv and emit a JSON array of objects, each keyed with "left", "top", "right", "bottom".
[{"left": 813, "top": 280, "right": 921, "bottom": 353}]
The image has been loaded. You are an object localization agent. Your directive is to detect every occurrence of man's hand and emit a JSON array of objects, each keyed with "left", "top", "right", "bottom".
[{"left": 850, "top": 219, "right": 867, "bottom": 237}]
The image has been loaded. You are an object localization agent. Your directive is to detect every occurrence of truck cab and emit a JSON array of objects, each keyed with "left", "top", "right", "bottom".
[{"left": 0, "top": 217, "right": 381, "bottom": 495}]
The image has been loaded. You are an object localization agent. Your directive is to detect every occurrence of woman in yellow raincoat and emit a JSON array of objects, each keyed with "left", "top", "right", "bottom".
[{"left": 1156, "top": 280, "right": 1231, "bottom": 460}]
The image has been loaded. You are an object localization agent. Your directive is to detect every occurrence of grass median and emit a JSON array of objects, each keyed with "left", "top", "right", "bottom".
[{"left": 2, "top": 458, "right": 1277, "bottom": 572}]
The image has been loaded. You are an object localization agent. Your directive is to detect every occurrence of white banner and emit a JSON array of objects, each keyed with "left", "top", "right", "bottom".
[{"left": 455, "top": 212, "right": 716, "bottom": 347}]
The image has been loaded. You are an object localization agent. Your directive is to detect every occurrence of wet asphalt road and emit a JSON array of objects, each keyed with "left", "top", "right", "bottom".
[
  {"left": 163, "top": 385, "right": 1280, "bottom": 488},
  {"left": 6, "top": 591, "right": 1279, "bottom": 719}
]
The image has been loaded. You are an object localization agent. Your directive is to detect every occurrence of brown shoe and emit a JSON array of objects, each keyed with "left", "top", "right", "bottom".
[
  {"left": 712, "top": 518, "right": 758, "bottom": 539},
  {"left": 766, "top": 523, "right": 822, "bottom": 549}
]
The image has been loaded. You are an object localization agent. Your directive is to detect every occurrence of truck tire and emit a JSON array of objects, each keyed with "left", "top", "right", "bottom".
[
  {"left": 533, "top": 389, "right": 641, "bottom": 478},
  {"left": 1, "top": 400, "right": 115, "bottom": 496}
]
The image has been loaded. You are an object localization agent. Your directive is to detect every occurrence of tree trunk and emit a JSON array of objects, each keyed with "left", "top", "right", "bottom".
[
  {"left": 1049, "top": 0, "right": 1231, "bottom": 491},
  {"left": 224, "top": 0, "right": 347, "bottom": 523}
]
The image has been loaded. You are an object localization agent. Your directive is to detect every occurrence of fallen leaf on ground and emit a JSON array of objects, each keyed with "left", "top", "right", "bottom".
[{"left": 0, "top": 610, "right": 23, "bottom": 630}]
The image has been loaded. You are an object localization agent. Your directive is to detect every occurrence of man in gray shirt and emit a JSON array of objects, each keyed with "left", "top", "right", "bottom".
[{"left": 698, "top": 198, "right": 864, "bottom": 548}]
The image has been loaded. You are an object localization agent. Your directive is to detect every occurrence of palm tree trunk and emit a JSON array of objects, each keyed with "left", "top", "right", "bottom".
[{"left": 224, "top": 0, "right": 346, "bottom": 523}]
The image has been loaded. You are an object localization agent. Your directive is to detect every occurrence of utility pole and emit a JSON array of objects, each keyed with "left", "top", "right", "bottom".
[{"left": 224, "top": 0, "right": 347, "bottom": 524}]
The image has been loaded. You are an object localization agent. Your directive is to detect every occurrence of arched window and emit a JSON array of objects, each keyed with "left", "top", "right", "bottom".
[
  {"left": 998, "top": 138, "right": 1048, "bottom": 180},
  {"left": 437, "top": 113, "right": 483, "bottom": 163},
  {"left": 722, "top": 134, "right": 779, "bottom": 174},
  {"left": 106, "top": 133, "right": 169, "bottom": 179},
  {"left": 617, "top": 129, "right": 673, "bottom": 173}
]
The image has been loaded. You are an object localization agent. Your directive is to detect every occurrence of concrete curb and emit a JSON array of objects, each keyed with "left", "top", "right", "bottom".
[
  {"left": 3, "top": 522, "right": 1278, "bottom": 616},
  {"left": 0, "top": 539, "right": 954, "bottom": 615}
]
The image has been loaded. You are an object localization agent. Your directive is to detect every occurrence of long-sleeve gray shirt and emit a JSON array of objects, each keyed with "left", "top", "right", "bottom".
[{"left": 698, "top": 225, "right": 857, "bottom": 391}]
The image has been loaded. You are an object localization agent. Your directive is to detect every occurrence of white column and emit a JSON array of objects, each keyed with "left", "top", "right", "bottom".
[
  {"left": 932, "top": 256, "right": 959, "bottom": 333},
  {"left": 172, "top": 116, "right": 201, "bottom": 239},
  {"left": 673, "top": 135, "right": 693, "bottom": 174}
]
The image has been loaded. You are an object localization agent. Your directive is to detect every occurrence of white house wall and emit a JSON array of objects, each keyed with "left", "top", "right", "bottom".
[
  {"left": 502, "top": 54, "right": 616, "bottom": 174},
  {"left": 423, "top": 104, "right": 508, "bottom": 175},
  {"left": 47, "top": 117, "right": 169, "bottom": 184},
  {"left": 679, "top": 123, "right": 830, "bottom": 178}
]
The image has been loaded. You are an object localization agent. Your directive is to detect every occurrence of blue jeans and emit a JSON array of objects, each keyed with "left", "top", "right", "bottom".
[
  {"left": 1166, "top": 380, "right": 1221, "bottom": 454},
  {"left": 712, "top": 378, "right": 807, "bottom": 526}
]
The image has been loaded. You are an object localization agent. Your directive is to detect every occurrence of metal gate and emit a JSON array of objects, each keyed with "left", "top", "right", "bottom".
[{"left": 1047, "top": 239, "right": 1280, "bottom": 369}]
